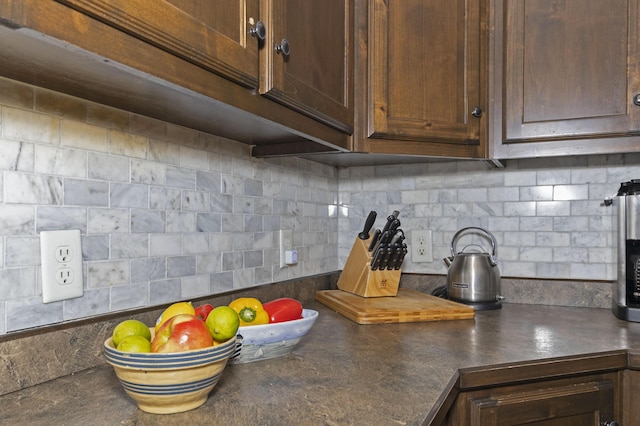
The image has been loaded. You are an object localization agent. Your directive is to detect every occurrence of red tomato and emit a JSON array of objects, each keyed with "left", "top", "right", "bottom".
[
  {"left": 263, "top": 298, "right": 303, "bottom": 323},
  {"left": 194, "top": 304, "right": 214, "bottom": 321}
]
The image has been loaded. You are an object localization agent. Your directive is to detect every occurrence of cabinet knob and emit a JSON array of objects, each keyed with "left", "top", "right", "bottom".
[
  {"left": 471, "top": 106, "right": 483, "bottom": 118},
  {"left": 603, "top": 421, "right": 620, "bottom": 426},
  {"left": 634, "top": 94, "right": 640, "bottom": 106},
  {"left": 250, "top": 20, "right": 266, "bottom": 41},
  {"left": 275, "top": 39, "right": 291, "bottom": 56}
]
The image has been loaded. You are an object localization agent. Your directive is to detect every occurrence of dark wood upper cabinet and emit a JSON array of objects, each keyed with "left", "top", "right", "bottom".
[
  {"left": 260, "top": 0, "right": 354, "bottom": 134},
  {"left": 55, "top": 0, "right": 354, "bottom": 136},
  {"left": 492, "top": 0, "right": 640, "bottom": 158},
  {"left": 353, "top": 0, "right": 488, "bottom": 159},
  {"left": 56, "top": 0, "right": 261, "bottom": 88},
  {"left": 0, "top": 0, "right": 353, "bottom": 157}
]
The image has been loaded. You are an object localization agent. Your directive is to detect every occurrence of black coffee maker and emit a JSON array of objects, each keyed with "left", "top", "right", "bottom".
[{"left": 610, "top": 180, "right": 640, "bottom": 321}]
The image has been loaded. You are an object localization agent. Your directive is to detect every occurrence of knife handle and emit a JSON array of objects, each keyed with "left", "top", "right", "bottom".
[
  {"left": 376, "top": 230, "right": 390, "bottom": 251},
  {"left": 390, "top": 229, "right": 405, "bottom": 246},
  {"left": 370, "top": 243, "right": 386, "bottom": 270},
  {"left": 393, "top": 245, "right": 408, "bottom": 270},
  {"left": 368, "top": 229, "right": 381, "bottom": 251},
  {"left": 358, "top": 210, "right": 377, "bottom": 240},
  {"left": 379, "top": 246, "right": 393, "bottom": 269},
  {"left": 381, "top": 214, "right": 395, "bottom": 234},
  {"left": 386, "top": 244, "right": 402, "bottom": 270}
]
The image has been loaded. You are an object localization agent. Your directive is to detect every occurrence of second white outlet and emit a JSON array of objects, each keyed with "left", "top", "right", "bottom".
[
  {"left": 279, "top": 229, "right": 297, "bottom": 268},
  {"left": 411, "top": 229, "right": 433, "bottom": 263},
  {"left": 41, "top": 229, "right": 84, "bottom": 303}
]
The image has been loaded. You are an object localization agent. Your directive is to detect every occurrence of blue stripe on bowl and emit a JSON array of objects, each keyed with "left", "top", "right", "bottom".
[
  {"left": 119, "top": 372, "right": 222, "bottom": 395},
  {"left": 104, "top": 347, "right": 234, "bottom": 369},
  {"left": 104, "top": 344, "right": 232, "bottom": 359},
  {"left": 104, "top": 338, "right": 236, "bottom": 369}
]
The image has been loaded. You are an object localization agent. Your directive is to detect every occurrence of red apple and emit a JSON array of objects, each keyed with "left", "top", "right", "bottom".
[
  {"left": 151, "top": 314, "right": 213, "bottom": 353},
  {"left": 195, "top": 303, "right": 214, "bottom": 321}
]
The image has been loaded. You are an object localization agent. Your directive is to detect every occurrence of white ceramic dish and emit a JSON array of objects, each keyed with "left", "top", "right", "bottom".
[{"left": 230, "top": 309, "right": 318, "bottom": 364}]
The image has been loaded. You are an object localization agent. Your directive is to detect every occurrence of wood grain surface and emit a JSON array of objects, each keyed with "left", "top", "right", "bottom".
[{"left": 316, "top": 288, "right": 475, "bottom": 324}]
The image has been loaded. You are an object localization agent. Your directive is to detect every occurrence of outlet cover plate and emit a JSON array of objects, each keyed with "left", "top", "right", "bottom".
[
  {"left": 279, "top": 229, "right": 293, "bottom": 268},
  {"left": 41, "top": 230, "right": 84, "bottom": 303},
  {"left": 411, "top": 229, "right": 433, "bottom": 263}
]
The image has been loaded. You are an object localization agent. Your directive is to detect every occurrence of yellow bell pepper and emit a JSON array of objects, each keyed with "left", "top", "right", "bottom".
[{"left": 228, "top": 297, "right": 269, "bottom": 326}]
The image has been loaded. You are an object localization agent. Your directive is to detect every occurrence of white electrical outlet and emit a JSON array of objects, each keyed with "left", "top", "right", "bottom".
[
  {"left": 411, "top": 229, "right": 433, "bottom": 263},
  {"left": 41, "top": 230, "right": 84, "bottom": 303},
  {"left": 279, "top": 229, "right": 296, "bottom": 268}
]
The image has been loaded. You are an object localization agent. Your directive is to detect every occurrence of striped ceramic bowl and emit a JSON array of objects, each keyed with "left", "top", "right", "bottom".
[{"left": 103, "top": 333, "right": 236, "bottom": 414}]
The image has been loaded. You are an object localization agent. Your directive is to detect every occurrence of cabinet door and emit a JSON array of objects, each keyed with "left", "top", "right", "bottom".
[
  {"left": 260, "top": 0, "right": 354, "bottom": 134},
  {"left": 466, "top": 380, "right": 616, "bottom": 426},
  {"left": 56, "top": 0, "right": 260, "bottom": 88},
  {"left": 503, "top": 0, "right": 640, "bottom": 143},
  {"left": 368, "top": 0, "right": 484, "bottom": 145}
]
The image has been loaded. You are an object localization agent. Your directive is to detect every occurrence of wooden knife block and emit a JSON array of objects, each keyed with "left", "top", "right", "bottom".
[{"left": 337, "top": 236, "right": 401, "bottom": 297}]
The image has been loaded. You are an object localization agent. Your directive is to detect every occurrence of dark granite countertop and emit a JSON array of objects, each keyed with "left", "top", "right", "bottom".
[{"left": 2, "top": 301, "right": 640, "bottom": 425}]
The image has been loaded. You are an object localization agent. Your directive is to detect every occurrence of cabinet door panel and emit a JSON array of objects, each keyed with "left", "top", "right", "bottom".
[
  {"left": 261, "top": 0, "right": 353, "bottom": 134},
  {"left": 56, "top": 0, "right": 260, "bottom": 87},
  {"left": 369, "top": 0, "right": 482, "bottom": 144},
  {"left": 469, "top": 380, "right": 615, "bottom": 426},
  {"left": 503, "top": 0, "right": 640, "bottom": 141}
]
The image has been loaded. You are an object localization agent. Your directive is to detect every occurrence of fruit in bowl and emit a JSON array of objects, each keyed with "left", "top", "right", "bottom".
[
  {"left": 195, "top": 303, "right": 214, "bottom": 321},
  {"left": 154, "top": 301, "right": 196, "bottom": 332},
  {"left": 205, "top": 306, "right": 241, "bottom": 342},
  {"left": 112, "top": 319, "right": 151, "bottom": 348},
  {"left": 151, "top": 314, "right": 213, "bottom": 353},
  {"left": 263, "top": 297, "right": 303, "bottom": 323}
]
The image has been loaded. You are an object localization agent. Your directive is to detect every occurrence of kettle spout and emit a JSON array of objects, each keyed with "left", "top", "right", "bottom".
[{"left": 442, "top": 256, "right": 453, "bottom": 267}]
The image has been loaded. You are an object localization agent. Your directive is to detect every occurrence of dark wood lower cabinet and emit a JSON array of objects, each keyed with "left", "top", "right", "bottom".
[
  {"left": 446, "top": 373, "right": 620, "bottom": 425},
  {"left": 464, "top": 377, "right": 616, "bottom": 425}
]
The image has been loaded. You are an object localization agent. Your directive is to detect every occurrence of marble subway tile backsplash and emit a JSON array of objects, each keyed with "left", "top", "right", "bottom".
[
  {"left": 0, "top": 78, "right": 338, "bottom": 334},
  {"left": 0, "top": 76, "right": 637, "bottom": 335},
  {"left": 338, "top": 156, "right": 640, "bottom": 283}
]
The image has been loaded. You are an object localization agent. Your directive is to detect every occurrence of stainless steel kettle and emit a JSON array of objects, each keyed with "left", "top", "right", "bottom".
[{"left": 443, "top": 227, "right": 502, "bottom": 310}]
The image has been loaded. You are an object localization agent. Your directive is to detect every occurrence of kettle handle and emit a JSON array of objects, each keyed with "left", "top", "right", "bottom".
[{"left": 450, "top": 227, "right": 498, "bottom": 266}]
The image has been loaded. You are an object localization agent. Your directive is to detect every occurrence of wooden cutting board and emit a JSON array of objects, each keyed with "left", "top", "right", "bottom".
[{"left": 315, "top": 288, "right": 475, "bottom": 324}]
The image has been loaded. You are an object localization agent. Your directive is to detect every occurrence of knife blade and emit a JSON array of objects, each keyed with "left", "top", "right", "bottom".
[{"left": 358, "top": 210, "right": 377, "bottom": 240}]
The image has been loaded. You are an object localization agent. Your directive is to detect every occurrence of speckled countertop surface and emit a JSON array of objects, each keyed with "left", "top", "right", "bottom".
[{"left": 2, "top": 300, "right": 640, "bottom": 426}]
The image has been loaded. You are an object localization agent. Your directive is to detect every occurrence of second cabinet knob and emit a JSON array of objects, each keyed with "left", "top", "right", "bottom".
[
  {"left": 249, "top": 21, "right": 266, "bottom": 41},
  {"left": 275, "top": 39, "right": 291, "bottom": 56},
  {"left": 471, "top": 106, "right": 483, "bottom": 118}
]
